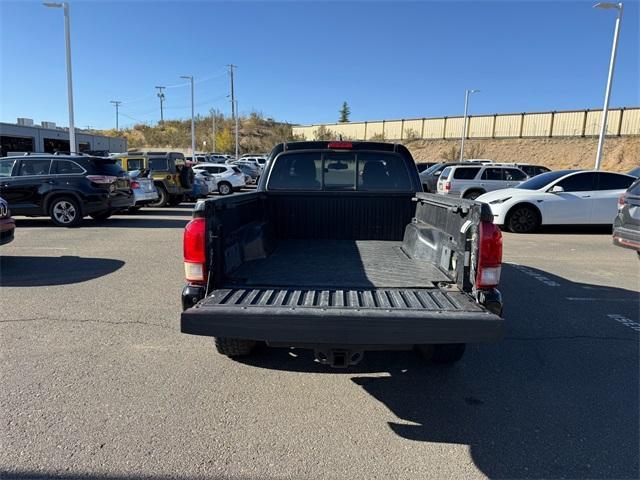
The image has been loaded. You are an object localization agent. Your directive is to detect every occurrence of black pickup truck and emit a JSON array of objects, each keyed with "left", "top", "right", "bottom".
[{"left": 181, "top": 141, "right": 504, "bottom": 367}]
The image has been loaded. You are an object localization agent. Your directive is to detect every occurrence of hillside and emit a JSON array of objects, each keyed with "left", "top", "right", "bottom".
[
  {"left": 97, "top": 113, "right": 638, "bottom": 174},
  {"left": 404, "top": 136, "right": 639, "bottom": 173},
  {"left": 97, "top": 113, "right": 301, "bottom": 154}
]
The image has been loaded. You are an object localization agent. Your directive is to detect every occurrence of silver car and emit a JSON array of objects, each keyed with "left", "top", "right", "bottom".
[
  {"left": 437, "top": 164, "right": 528, "bottom": 200},
  {"left": 128, "top": 171, "right": 159, "bottom": 211}
]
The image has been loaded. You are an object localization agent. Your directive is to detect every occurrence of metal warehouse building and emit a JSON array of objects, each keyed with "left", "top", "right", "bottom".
[{"left": 0, "top": 118, "right": 127, "bottom": 157}]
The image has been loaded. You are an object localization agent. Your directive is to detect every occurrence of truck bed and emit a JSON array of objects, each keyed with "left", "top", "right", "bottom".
[{"left": 228, "top": 239, "right": 450, "bottom": 289}]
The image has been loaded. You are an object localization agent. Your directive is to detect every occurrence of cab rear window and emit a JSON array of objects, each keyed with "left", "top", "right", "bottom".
[{"left": 267, "top": 151, "right": 411, "bottom": 191}]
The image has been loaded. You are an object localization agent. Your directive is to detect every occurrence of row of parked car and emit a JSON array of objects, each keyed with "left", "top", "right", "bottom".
[
  {"left": 417, "top": 159, "right": 640, "bottom": 238},
  {"left": 0, "top": 149, "right": 263, "bottom": 229},
  {"left": 186, "top": 152, "right": 268, "bottom": 187}
]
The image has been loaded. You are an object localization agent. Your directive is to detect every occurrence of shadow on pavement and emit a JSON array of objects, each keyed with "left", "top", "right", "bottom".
[
  {"left": 0, "top": 255, "right": 124, "bottom": 287},
  {"left": 125, "top": 208, "right": 193, "bottom": 217},
  {"left": 536, "top": 224, "right": 612, "bottom": 235},
  {"left": 237, "top": 265, "right": 639, "bottom": 479},
  {"left": 14, "top": 218, "right": 188, "bottom": 229}
]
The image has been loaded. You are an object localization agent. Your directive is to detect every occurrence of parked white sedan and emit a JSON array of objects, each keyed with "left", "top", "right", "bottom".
[{"left": 477, "top": 170, "right": 636, "bottom": 233}]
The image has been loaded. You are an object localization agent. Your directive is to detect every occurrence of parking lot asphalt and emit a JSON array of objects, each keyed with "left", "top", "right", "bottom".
[{"left": 1, "top": 206, "right": 638, "bottom": 480}]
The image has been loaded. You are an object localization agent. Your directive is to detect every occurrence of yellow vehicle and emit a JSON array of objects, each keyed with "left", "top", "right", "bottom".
[{"left": 112, "top": 150, "right": 193, "bottom": 207}]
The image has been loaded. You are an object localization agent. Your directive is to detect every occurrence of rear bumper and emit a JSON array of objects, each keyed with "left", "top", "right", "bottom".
[
  {"left": 0, "top": 218, "right": 15, "bottom": 245},
  {"left": 181, "top": 287, "right": 504, "bottom": 345},
  {"left": 132, "top": 190, "right": 159, "bottom": 206},
  {"left": 613, "top": 225, "right": 640, "bottom": 252}
]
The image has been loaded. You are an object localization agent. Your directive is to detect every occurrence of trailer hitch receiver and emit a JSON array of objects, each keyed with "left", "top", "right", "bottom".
[{"left": 314, "top": 348, "right": 364, "bottom": 368}]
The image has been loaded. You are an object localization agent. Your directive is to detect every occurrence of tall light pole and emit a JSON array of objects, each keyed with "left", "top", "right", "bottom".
[
  {"left": 44, "top": 2, "right": 76, "bottom": 154},
  {"left": 110, "top": 100, "right": 121, "bottom": 131},
  {"left": 181, "top": 75, "right": 196, "bottom": 157},
  {"left": 593, "top": 2, "right": 623, "bottom": 170},
  {"left": 155, "top": 86, "right": 165, "bottom": 124},
  {"left": 460, "top": 89, "right": 479, "bottom": 161}
]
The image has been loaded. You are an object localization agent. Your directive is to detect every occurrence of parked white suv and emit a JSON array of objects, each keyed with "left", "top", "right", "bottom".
[
  {"left": 437, "top": 164, "right": 528, "bottom": 199},
  {"left": 193, "top": 163, "right": 246, "bottom": 195}
]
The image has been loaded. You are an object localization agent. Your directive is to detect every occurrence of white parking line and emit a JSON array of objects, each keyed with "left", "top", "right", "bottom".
[
  {"left": 566, "top": 297, "right": 638, "bottom": 302},
  {"left": 607, "top": 314, "right": 640, "bottom": 333},
  {"left": 510, "top": 264, "right": 561, "bottom": 287}
]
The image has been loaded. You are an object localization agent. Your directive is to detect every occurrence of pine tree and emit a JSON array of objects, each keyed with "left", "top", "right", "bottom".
[{"left": 339, "top": 101, "right": 351, "bottom": 123}]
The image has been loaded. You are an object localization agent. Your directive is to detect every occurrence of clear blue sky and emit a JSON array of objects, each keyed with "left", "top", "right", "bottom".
[{"left": 1, "top": 0, "right": 638, "bottom": 130}]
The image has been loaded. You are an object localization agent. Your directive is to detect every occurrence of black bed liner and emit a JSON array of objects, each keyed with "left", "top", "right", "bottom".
[
  {"left": 202, "top": 287, "right": 481, "bottom": 311},
  {"left": 228, "top": 239, "right": 450, "bottom": 288}
]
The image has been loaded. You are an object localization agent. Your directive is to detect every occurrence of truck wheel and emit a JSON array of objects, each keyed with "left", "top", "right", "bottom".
[
  {"left": 149, "top": 186, "right": 168, "bottom": 207},
  {"left": 214, "top": 337, "right": 256, "bottom": 357},
  {"left": 416, "top": 343, "right": 466, "bottom": 364},
  {"left": 49, "top": 196, "right": 83, "bottom": 227},
  {"left": 218, "top": 182, "right": 232, "bottom": 195}
]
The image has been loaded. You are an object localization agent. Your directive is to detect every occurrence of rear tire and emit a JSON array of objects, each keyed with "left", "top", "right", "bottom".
[
  {"left": 218, "top": 182, "right": 232, "bottom": 195},
  {"left": 168, "top": 195, "right": 183, "bottom": 206},
  {"left": 149, "top": 185, "right": 168, "bottom": 207},
  {"left": 214, "top": 337, "right": 256, "bottom": 357},
  {"left": 416, "top": 343, "right": 466, "bottom": 364},
  {"left": 49, "top": 196, "right": 82, "bottom": 227},
  {"left": 463, "top": 190, "right": 483, "bottom": 200},
  {"left": 506, "top": 205, "right": 540, "bottom": 233}
]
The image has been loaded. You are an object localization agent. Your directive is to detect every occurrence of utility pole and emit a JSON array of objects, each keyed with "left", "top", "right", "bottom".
[
  {"left": 180, "top": 76, "right": 196, "bottom": 157},
  {"left": 227, "top": 64, "right": 237, "bottom": 155},
  {"left": 234, "top": 100, "right": 239, "bottom": 159},
  {"left": 110, "top": 100, "right": 121, "bottom": 131},
  {"left": 227, "top": 64, "right": 237, "bottom": 119},
  {"left": 155, "top": 86, "right": 165, "bottom": 124},
  {"left": 210, "top": 109, "right": 216, "bottom": 152}
]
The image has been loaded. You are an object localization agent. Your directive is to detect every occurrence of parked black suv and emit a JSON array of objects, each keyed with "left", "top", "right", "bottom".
[{"left": 0, "top": 154, "right": 132, "bottom": 226}]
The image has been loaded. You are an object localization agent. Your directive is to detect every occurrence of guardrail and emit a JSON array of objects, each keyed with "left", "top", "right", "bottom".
[{"left": 292, "top": 107, "right": 640, "bottom": 141}]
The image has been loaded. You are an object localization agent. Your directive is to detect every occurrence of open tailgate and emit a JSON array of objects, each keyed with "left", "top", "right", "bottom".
[{"left": 181, "top": 286, "right": 503, "bottom": 345}]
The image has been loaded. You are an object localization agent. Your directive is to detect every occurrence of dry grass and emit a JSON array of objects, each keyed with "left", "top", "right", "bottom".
[{"left": 405, "top": 136, "right": 639, "bottom": 173}]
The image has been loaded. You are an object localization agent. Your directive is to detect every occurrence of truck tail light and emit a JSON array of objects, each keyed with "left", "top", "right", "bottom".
[
  {"left": 444, "top": 181, "right": 451, "bottom": 191},
  {"left": 327, "top": 141, "right": 352, "bottom": 149},
  {"left": 476, "top": 221, "right": 502, "bottom": 288},
  {"left": 86, "top": 175, "right": 117, "bottom": 184},
  {"left": 130, "top": 180, "right": 140, "bottom": 189},
  {"left": 184, "top": 217, "right": 207, "bottom": 284}
]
